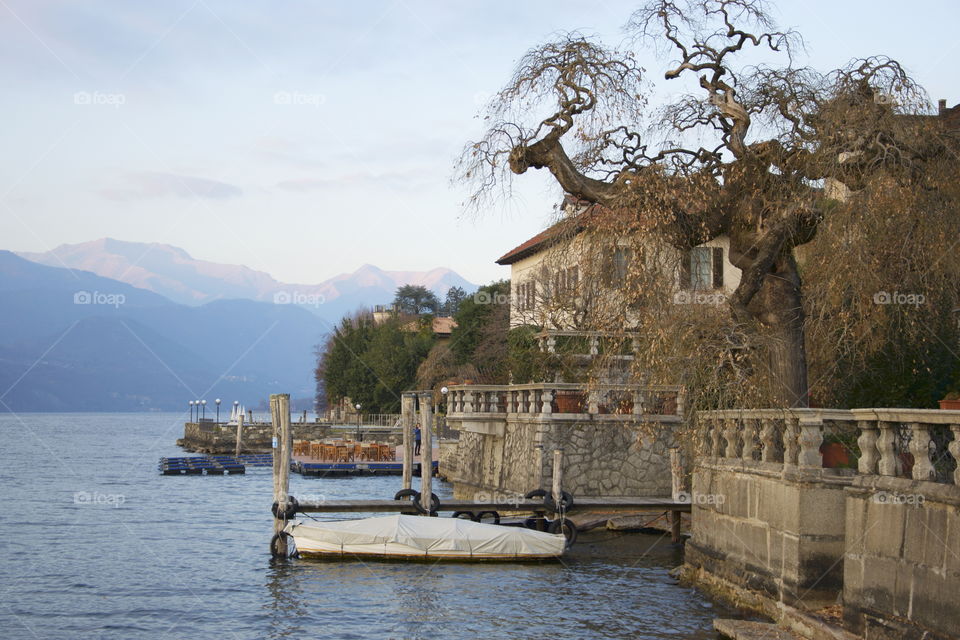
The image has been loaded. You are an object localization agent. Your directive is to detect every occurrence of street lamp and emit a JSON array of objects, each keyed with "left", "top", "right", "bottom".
[
  {"left": 201, "top": 399, "right": 207, "bottom": 420},
  {"left": 189, "top": 400, "right": 194, "bottom": 421},
  {"left": 215, "top": 398, "right": 221, "bottom": 424},
  {"left": 355, "top": 403, "right": 362, "bottom": 441}
]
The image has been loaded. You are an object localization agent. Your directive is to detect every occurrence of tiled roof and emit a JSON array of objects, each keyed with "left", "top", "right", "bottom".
[{"left": 495, "top": 197, "right": 598, "bottom": 265}]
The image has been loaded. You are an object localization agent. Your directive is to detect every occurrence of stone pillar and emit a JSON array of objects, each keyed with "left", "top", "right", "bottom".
[
  {"left": 541, "top": 390, "right": 553, "bottom": 415},
  {"left": 797, "top": 416, "right": 823, "bottom": 468},
  {"left": 877, "top": 421, "right": 898, "bottom": 476},
  {"left": 418, "top": 391, "right": 434, "bottom": 513},
  {"left": 949, "top": 423, "right": 960, "bottom": 485},
  {"left": 759, "top": 417, "right": 778, "bottom": 462},
  {"left": 856, "top": 420, "right": 879, "bottom": 475},
  {"left": 783, "top": 416, "right": 799, "bottom": 466},
  {"left": 723, "top": 419, "right": 739, "bottom": 459},
  {"left": 908, "top": 422, "right": 935, "bottom": 481}
]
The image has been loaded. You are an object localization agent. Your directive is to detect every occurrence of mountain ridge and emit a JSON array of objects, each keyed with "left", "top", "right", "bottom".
[{"left": 18, "top": 239, "right": 476, "bottom": 323}]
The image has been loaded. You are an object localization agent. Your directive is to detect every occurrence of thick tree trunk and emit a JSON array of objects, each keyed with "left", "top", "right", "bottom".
[{"left": 753, "top": 254, "right": 809, "bottom": 407}]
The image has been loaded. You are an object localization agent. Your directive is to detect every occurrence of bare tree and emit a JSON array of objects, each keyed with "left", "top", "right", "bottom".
[{"left": 461, "top": 0, "right": 959, "bottom": 408}]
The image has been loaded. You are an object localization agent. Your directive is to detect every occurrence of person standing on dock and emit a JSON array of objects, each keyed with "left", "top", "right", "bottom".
[{"left": 414, "top": 424, "right": 421, "bottom": 456}]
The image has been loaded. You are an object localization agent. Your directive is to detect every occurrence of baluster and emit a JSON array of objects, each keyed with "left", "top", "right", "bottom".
[
  {"left": 588, "top": 390, "right": 599, "bottom": 414},
  {"left": 464, "top": 390, "right": 474, "bottom": 414},
  {"left": 723, "top": 419, "right": 739, "bottom": 459},
  {"left": 675, "top": 388, "right": 686, "bottom": 416},
  {"left": 877, "top": 421, "right": 898, "bottom": 476},
  {"left": 632, "top": 388, "right": 643, "bottom": 416},
  {"left": 857, "top": 420, "right": 879, "bottom": 474},
  {"left": 707, "top": 418, "right": 721, "bottom": 458},
  {"left": 541, "top": 390, "right": 553, "bottom": 414},
  {"left": 949, "top": 424, "right": 960, "bottom": 485},
  {"left": 742, "top": 418, "right": 759, "bottom": 461},
  {"left": 760, "top": 418, "right": 778, "bottom": 462},
  {"left": 783, "top": 417, "right": 799, "bottom": 465},
  {"left": 797, "top": 417, "right": 823, "bottom": 467},
  {"left": 908, "top": 422, "right": 935, "bottom": 481}
]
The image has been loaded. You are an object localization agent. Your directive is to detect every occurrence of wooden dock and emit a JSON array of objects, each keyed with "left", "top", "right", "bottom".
[{"left": 289, "top": 495, "right": 691, "bottom": 514}]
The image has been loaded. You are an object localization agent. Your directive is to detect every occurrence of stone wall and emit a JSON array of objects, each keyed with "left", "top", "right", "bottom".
[
  {"left": 686, "top": 459, "right": 851, "bottom": 610},
  {"left": 445, "top": 414, "right": 678, "bottom": 499},
  {"left": 843, "top": 475, "right": 960, "bottom": 639}
]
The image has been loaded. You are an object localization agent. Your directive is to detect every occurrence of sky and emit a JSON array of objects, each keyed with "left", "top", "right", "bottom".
[{"left": 1, "top": 0, "right": 957, "bottom": 287}]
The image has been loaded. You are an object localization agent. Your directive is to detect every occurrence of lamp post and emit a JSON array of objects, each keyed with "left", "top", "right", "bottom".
[
  {"left": 215, "top": 398, "right": 221, "bottom": 424},
  {"left": 355, "top": 403, "right": 362, "bottom": 441},
  {"left": 189, "top": 400, "right": 195, "bottom": 421},
  {"left": 201, "top": 399, "right": 206, "bottom": 420}
]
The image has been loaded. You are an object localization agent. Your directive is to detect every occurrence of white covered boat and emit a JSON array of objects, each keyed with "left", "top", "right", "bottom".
[{"left": 284, "top": 514, "right": 568, "bottom": 561}]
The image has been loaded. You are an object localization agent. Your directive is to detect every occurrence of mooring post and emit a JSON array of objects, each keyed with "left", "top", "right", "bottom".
[
  {"left": 419, "top": 391, "right": 434, "bottom": 514},
  {"left": 552, "top": 448, "right": 564, "bottom": 508},
  {"left": 670, "top": 447, "right": 682, "bottom": 544},
  {"left": 401, "top": 392, "right": 416, "bottom": 491},
  {"left": 271, "top": 393, "right": 292, "bottom": 555},
  {"left": 235, "top": 413, "right": 244, "bottom": 458}
]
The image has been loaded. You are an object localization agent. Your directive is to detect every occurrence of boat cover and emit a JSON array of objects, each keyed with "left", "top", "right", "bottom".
[{"left": 285, "top": 514, "right": 566, "bottom": 559}]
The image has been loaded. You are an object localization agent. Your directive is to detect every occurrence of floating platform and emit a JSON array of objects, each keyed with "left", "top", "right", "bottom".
[{"left": 158, "top": 454, "right": 273, "bottom": 475}]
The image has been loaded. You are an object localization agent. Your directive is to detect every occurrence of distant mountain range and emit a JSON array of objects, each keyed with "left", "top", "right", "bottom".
[
  {"left": 1, "top": 242, "right": 476, "bottom": 412},
  {"left": 19, "top": 239, "right": 475, "bottom": 325}
]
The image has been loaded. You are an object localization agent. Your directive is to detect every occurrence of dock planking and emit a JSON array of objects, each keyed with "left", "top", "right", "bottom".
[{"left": 291, "top": 496, "right": 691, "bottom": 514}]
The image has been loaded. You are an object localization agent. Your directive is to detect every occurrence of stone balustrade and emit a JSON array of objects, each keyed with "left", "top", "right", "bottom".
[
  {"left": 697, "top": 407, "right": 960, "bottom": 484},
  {"left": 447, "top": 382, "right": 686, "bottom": 420}
]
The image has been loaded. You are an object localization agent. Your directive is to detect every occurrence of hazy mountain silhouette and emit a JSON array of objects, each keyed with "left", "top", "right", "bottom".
[
  {"left": 0, "top": 251, "right": 325, "bottom": 411},
  {"left": 18, "top": 239, "right": 476, "bottom": 323}
]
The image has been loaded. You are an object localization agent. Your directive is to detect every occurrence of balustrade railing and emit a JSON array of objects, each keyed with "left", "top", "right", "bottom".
[
  {"left": 697, "top": 408, "right": 960, "bottom": 485},
  {"left": 447, "top": 383, "right": 685, "bottom": 419}
]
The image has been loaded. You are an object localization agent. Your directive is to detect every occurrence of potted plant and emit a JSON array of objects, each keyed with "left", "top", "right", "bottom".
[{"left": 939, "top": 390, "right": 960, "bottom": 410}]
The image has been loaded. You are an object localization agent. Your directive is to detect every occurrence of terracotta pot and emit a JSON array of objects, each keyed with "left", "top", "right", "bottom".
[
  {"left": 554, "top": 392, "right": 586, "bottom": 414},
  {"left": 939, "top": 399, "right": 960, "bottom": 410},
  {"left": 820, "top": 441, "right": 850, "bottom": 469}
]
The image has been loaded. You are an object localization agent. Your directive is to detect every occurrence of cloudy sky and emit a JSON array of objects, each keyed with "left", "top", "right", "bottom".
[{"left": 1, "top": 0, "right": 957, "bottom": 286}]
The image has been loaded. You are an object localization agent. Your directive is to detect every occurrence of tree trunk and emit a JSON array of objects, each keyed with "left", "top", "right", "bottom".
[{"left": 753, "top": 254, "right": 809, "bottom": 407}]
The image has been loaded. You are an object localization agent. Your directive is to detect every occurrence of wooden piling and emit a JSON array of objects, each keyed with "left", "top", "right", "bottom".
[
  {"left": 401, "top": 392, "right": 416, "bottom": 491},
  {"left": 271, "top": 393, "right": 292, "bottom": 555},
  {"left": 235, "top": 413, "right": 244, "bottom": 458},
  {"left": 552, "top": 448, "right": 564, "bottom": 507},
  {"left": 670, "top": 447, "right": 682, "bottom": 544},
  {"left": 418, "top": 391, "right": 433, "bottom": 514}
]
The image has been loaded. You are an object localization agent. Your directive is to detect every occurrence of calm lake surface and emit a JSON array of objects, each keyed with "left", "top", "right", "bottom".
[{"left": 0, "top": 413, "right": 733, "bottom": 639}]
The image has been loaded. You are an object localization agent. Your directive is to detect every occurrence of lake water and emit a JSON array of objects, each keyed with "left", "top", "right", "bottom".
[{"left": 0, "top": 413, "right": 734, "bottom": 639}]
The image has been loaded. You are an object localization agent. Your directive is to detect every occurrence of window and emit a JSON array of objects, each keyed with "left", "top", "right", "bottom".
[
  {"left": 603, "top": 248, "right": 632, "bottom": 286},
  {"left": 680, "top": 246, "right": 724, "bottom": 290},
  {"left": 516, "top": 281, "right": 537, "bottom": 311},
  {"left": 554, "top": 265, "right": 579, "bottom": 296}
]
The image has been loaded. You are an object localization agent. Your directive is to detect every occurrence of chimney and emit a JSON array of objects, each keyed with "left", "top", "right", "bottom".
[{"left": 939, "top": 98, "right": 947, "bottom": 115}]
